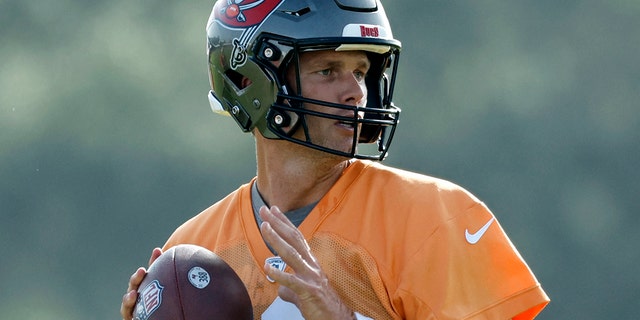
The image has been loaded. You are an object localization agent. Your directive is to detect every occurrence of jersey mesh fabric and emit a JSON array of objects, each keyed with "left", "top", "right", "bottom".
[{"left": 310, "top": 234, "right": 397, "bottom": 319}]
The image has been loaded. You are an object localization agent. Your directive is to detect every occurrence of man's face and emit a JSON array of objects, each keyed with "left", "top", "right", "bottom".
[{"left": 286, "top": 50, "right": 370, "bottom": 155}]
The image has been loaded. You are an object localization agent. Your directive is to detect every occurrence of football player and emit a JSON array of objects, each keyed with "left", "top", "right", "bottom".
[{"left": 122, "top": 0, "right": 549, "bottom": 319}]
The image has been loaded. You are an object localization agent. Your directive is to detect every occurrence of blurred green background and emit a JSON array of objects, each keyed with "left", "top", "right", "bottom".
[{"left": 1, "top": 0, "right": 638, "bottom": 319}]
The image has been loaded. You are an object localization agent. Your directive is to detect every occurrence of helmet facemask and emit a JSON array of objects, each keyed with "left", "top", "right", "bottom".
[{"left": 253, "top": 34, "right": 401, "bottom": 160}]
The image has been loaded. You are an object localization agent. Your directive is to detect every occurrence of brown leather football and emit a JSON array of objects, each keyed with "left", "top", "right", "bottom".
[{"left": 133, "top": 244, "right": 253, "bottom": 320}]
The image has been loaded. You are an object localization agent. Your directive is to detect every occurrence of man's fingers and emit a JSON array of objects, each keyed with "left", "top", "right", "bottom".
[
  {"left": 259, "top": 206, "right": 316, "bottom": 265},
  {"left": 122, "top": 248, "right": 161, "bottom": 320},
  {"left": 277, "top": 284, "right": 299, "bottom": 305},
  {"left": 260, "top": 205, "right": 296, "bottom": 229},
  {"left": 120, "top": 290, "right": 138, "bottom": 320},
  {"left": 264, "top": 260, "right": 301, "bottom": 291},
  {"left": 260, "top": 220, "right": 308, "bottom": 271},
  {"left": 127, "top": 267, "right": 146, "bottom": 292},
  {"left": 122, "top": 267, "right": 146, "bottom": 319},
  {"left": 148, "top": 247, "right": 163, "bottom": 266}
]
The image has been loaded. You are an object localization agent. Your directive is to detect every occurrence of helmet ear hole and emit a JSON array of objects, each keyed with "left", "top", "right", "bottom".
[{"left": 225, "top": 70, "right": 252, "bottom": 90}]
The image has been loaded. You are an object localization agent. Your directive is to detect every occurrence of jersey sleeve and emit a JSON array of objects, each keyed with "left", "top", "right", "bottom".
[{"left": 396, "top": 202, "right": 549, "bottom": 319}]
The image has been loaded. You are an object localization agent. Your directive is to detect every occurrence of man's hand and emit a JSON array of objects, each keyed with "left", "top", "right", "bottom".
[
  {"left": 120, "top": 248, "right": 163, "bottom": 320},
  {"left": 259, "top": 206, "right": 356, "bottom": 320}
]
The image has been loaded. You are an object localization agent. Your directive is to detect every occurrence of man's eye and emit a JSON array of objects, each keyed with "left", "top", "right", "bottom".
[
  {"left": 354, "top": 71, "right": 365, "bottom": 81},
  {"left": 318, "top": 69, "right": 331, "bottom": 76}
]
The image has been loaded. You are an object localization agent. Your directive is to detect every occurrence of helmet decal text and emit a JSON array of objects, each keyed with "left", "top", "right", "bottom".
[
  {"left": 342, "top": 24, "right": 391, "bottom": 39},
  {"left": 360, "top": 25, "right": 379, "bottom": 37}
]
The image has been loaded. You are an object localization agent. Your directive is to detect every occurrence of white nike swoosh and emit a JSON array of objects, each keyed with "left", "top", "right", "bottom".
[{"left": 465, "top": 217, "right": 495, "bottom": 244}]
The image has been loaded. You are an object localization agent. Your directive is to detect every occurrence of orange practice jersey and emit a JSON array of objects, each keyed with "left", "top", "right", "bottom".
[{"left": 164, "top": 160, "right": 549, "bottom": 319}]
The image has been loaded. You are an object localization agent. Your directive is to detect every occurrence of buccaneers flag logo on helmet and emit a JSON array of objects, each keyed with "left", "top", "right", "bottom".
[
  {"left": 214, "top": 0, "right": 284, "bottom": 28},
  {"left": 212, "top": 0, "right": 284, "bottom": 69}
]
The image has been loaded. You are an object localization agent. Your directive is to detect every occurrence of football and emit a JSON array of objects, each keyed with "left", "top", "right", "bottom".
[{"left": 133, "top": 244, "right": 253, "bottom": 320}]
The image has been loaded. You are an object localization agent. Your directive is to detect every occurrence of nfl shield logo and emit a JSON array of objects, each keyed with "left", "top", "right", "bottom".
[
  {"left": 133, "top": 280, "right": 164, "bottom": 320},
  {"left": 265, "top": 256, "right": 287, "bottom": 283}
]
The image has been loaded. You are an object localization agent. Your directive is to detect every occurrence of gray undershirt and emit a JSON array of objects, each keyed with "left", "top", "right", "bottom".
[
  {"left": 251, "top": 182, "right": 318, "bottom": 255},
  {"left": 251, "top": 181, "right": 317, "bottom": 228}
]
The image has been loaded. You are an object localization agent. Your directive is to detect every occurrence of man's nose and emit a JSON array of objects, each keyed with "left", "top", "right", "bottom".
[{"left": 339, "top": 73, "right": 366, "bottom": 106}]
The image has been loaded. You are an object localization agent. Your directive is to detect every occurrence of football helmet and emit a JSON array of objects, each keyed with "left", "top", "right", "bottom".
[{"left": 206, "top": 0, "right": 401, "bottom": 160}]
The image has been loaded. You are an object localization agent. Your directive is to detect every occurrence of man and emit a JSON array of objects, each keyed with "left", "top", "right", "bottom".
[{"left": 121, "top": 0, "right": 549, "bottom": 319}]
